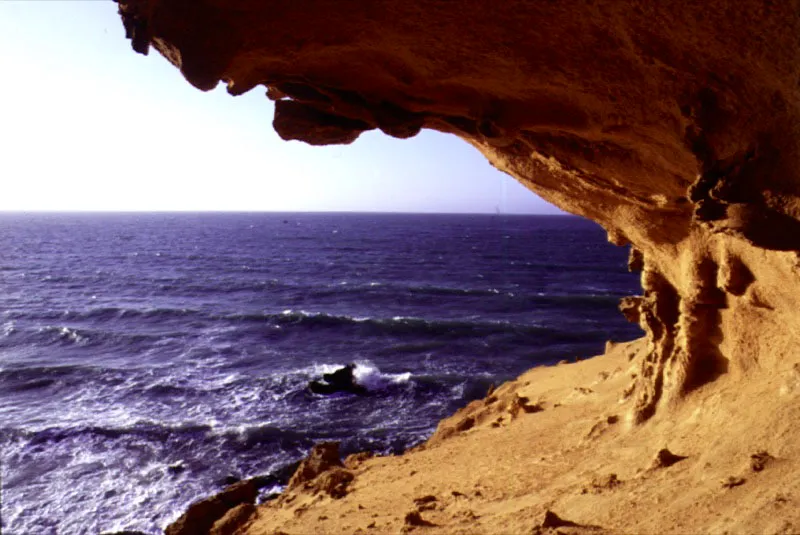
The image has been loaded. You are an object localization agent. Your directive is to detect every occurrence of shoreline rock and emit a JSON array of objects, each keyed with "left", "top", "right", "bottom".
[{"left": 165, "top": 479, "right": 259, "bottom": 535}]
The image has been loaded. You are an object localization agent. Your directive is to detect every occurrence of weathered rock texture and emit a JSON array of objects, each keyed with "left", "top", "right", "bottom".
[
  {"left": 113, "top": 1, "right": 800, "bottom": 531},
  {"left": 284, "top": 441, "right": 354, "bottom": 499}
]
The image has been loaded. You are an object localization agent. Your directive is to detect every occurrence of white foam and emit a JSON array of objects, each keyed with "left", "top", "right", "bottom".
[
  {"left": 282, "top": 308, "right": 316, "bottom": 317},
  {"left": 306, "top": 361, "right": 411, "bottom": 391},
  {"left": 309, "top": 362, "right": 346, "bottom": 376},
  {"left": 51, "top": 326, "right": 87, "bottom": 344},
  {"left": 2, "top": 321, "right": 15, "bottom": 337}
]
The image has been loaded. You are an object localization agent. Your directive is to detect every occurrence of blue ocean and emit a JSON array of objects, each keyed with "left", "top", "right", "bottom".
[{"left": 0, "top": 212, "right": 640, "bottom": 534}]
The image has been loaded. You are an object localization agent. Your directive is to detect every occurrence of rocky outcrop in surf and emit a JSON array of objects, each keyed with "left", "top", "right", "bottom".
[{"left": 165, "top": 479, "right": 259, "bottom": 535}]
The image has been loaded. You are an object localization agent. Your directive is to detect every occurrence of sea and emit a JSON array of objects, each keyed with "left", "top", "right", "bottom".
[{"left": 0, "top": 212, "right": 641, "bottom": 535}]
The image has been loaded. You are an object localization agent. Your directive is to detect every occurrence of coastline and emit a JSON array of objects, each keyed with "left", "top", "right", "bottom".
[
  {"left": 95, "top": 2, "right": 800, "bottom": 533},
  {"left": 166, "top": 338, "right": 800, "bottom": 534}
]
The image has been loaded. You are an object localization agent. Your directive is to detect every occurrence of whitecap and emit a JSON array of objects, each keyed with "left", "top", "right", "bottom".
[
  {"left": 352, "top": 361, "right": 411, "bottom": 389},
  {"left": 305, "top": 361, "right": 410, "bottom": 391},
  {"left": 2, "top": 321, "right": 15, "bottom": 336},
  {"left": 309, "top": 362, "right": 347, "bottom": 377},
  {"left": 58, "top": 326, "right": 87, "bottom": 344}
]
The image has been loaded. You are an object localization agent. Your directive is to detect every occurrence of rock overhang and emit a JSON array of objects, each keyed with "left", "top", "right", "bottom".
[{"left": 115, "top": 0, "right": 800, "bottom": 421}]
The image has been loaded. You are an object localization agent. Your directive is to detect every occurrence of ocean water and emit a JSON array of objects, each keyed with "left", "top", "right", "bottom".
[{"left": 0, "top": 212, "right": 641, "bottom": 534}]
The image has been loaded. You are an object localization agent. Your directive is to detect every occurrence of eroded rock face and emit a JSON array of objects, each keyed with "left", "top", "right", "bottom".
[
  {"left": 115, "top": 0, "right": 800, "bottom": 421},
  {"left": 285, "top": 442, "right": 354, "bottom": 499},
  {"left": 165, "top": 480, "right": 259, "bottom": 535}
]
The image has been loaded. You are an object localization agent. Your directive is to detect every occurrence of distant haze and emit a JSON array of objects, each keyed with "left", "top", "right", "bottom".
[{"left": 0, "top": 1, "right": 563, "bottom": 215}]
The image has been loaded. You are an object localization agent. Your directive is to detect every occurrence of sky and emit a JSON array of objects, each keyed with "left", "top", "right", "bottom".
[{"left": 0, "top": 1, "right": 562, "bottom": 214}]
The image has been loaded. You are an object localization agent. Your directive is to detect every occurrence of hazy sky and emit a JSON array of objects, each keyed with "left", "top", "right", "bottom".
[{"left": 0, "top": 1, "right": 561, "bottom": 214}]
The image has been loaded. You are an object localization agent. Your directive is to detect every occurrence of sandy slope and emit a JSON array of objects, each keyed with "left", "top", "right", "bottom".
[{"left": 227, "top": 338, "right": 800, "bottom": 534}]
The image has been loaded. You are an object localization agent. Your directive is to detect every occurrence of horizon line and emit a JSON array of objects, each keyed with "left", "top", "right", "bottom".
[{"left": 0, "top": 209, "right": 572, "bottom": 216}]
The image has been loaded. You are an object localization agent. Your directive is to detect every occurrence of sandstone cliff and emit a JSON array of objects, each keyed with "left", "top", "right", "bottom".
[{"left": 113, "top": 1, "right": 800, "bottom": 532}]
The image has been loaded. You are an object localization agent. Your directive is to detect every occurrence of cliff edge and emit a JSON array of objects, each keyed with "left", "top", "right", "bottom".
[{"left": 112, "top": 1, "right": 800, "bottom": 532}]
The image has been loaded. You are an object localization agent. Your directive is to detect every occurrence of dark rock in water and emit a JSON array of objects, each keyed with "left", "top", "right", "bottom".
[
  {"left": 166, "top": 465, "right": 302, "bottom": 535},
  {"left": 308, "top": 379, "right": 367, "bottom": 395},
  {"left": 167, "top": 461, "right": 186, "bottom": 475},
  {"left": 165, "top": 480, "right": 259, "bottom": 535},
  {"left": 308, "top": 363, "right": 367, "bottom": 395}
]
